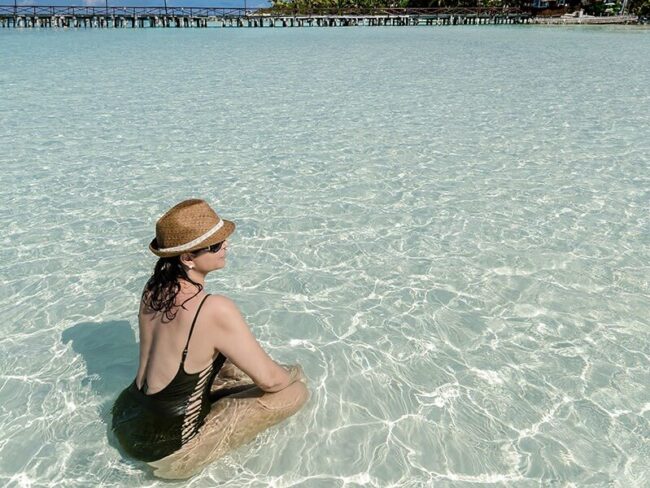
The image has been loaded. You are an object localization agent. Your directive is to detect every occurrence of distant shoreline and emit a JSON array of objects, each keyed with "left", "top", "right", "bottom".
[
  {"left": 0, "top": 5, "right": 645, "bottom": 29},
  {"left": 531, "top": 14, "right": 641, "bottom": 25}
]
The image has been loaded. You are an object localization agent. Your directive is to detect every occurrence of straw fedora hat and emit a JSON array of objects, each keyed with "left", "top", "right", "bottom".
[{"left": 149, "top": 199, "right": 235, "bottom": 258}]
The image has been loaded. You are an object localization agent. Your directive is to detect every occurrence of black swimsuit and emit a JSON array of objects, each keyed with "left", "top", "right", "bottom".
[{"left": 112, "top": 295, "right": 226, "bottom": 462}]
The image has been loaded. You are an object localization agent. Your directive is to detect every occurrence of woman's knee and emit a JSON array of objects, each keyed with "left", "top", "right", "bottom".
[{"left": 290, "top": 380, "right": 309, "bottom": 408}]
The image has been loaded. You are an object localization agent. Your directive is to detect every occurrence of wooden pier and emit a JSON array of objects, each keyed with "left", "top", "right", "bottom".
[
  {"left": 0, "top": 6, "right": 534, "bottom": 29},
  {"left": 531, "top": 13, "right": 638, "bottom": 24}
]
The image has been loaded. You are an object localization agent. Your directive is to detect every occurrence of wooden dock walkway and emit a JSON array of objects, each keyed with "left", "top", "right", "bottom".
[
  {"left": 0, "top": 6, "right": 535, "bottom": 29},
  {"left": 531, "top": 14, "right": 638, "bottom": 25}
]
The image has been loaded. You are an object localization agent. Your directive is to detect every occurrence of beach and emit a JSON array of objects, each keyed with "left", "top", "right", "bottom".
[{"left": 1, "top": 26, "right": 649, "bottom": 486}]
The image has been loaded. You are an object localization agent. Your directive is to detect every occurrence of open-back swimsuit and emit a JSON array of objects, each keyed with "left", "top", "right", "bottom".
[{"left": 112, "top": 295, "right": 226, "bottom": 462}]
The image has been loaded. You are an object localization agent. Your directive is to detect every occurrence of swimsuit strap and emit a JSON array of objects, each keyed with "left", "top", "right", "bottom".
[{"left": 181, "top": 294, "right": 210, "bottom": 365}]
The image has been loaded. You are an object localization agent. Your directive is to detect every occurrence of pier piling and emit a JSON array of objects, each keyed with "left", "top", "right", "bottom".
[{"left": 4, "top": 5, "right": 617, "bottom": 29}]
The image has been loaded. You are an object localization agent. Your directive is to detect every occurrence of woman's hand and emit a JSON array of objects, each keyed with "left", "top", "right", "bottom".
[{"left": 284, "top": 364, "right": 306, "bottom": 385}]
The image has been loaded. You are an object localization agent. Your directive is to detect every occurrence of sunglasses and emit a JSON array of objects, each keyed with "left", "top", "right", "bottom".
[{"left": 195, "top": 241, "right": 225, "bottom": 254}]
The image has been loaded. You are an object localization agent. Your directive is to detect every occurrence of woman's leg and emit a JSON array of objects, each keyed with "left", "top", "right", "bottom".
[
  {"left": 148, "top": 368, "right": 309, "bottom": 480},
  {"left": 208, "top": 358, "right": 258, "bottom": 402},
  {"left": 216, "top": 358, "right": 250, "bottom": 383},
  {"left": 209, "top": 383, "right": 258, "bottom": 402}
]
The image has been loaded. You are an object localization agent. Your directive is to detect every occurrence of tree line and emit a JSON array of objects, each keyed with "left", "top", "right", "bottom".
[{"left": 268, "top": 0, "right": 649, "bottom": 15}]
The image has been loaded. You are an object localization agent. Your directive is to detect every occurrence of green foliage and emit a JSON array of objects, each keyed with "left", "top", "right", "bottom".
[
  {"left": 269, "top": 0, "right": 647, "bottom": 13},
  {"left": 268, "top": 0, "right": 519, "bottom": 8},
  {"left": 583, "top": 0, "right": 622, "bottom": 15},
  {"left": 269, "top": 0, "right": 410, "bottom": 9},
  {"left": 627, "top": 0, "right": 650, "bottom": 14}
]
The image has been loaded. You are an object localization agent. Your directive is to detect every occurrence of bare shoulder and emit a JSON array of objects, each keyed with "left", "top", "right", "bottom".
[
  {"left": 139, "top": 285, "right": 159, "bottom": 314},
  {"left": 204, "top": 294, "right": 244, "bottom": 329},
  {"left": 138, "top": 289, "right": 154, "bottom": 320},
  {"left": 204, "top": 294, "right": 237, "bottom": 313}
]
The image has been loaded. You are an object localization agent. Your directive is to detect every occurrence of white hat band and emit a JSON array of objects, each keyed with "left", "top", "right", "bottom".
[{"left": 157, "top": 219, "right": 224, "bottom": 253}]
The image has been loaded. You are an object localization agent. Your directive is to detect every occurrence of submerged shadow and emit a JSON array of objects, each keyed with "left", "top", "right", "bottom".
[
  {"left": 62, "top": 321, "right": 140, "bottom": 463},
  {"left": 62, "top": 320, "right": 138, "bottom": 414}
]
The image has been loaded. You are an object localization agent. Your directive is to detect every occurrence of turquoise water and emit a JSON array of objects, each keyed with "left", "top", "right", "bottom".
[{"left": 1, "top": 25, "right": 649, "bottom": 486}]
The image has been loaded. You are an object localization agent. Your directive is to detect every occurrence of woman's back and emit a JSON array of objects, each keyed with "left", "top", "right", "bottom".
[
  {"left": 112, "top": 293, "right": 227, "bottom": 461},
  {"left": 137, "top": 290, "right": 220, "bottom": 395}
]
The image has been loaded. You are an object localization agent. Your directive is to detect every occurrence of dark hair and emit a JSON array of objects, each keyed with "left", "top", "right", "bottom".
[{"left": 142, "top": 256, "right": 203, "bottom": 321}]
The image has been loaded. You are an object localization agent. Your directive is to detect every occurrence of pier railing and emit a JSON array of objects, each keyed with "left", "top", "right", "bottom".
[
  {"left": 263, "top": 7, "right": 527, "bottom": 16},
  {"left": 0, "top": 5, "right": 527, "bottom": 18},
  {"left": 0, "top": 5, "right": 247, "bottom": 17},
  {"left": 0, "top": 4, "right": 545, "bottom": 28}
]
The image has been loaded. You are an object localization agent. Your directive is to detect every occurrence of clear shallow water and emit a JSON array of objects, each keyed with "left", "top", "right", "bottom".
[{"left": 1, "top": 25, "right": 649, "bottom": 487}]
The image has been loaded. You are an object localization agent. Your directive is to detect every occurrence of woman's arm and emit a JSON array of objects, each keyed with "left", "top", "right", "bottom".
[{"left": 209, "top": 296, "right": 299, "bottom": 393}]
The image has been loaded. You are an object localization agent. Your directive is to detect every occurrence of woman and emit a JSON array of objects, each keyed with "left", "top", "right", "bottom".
[{"left": 112, "top": 199, "right": 309, "bottom": 479}]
